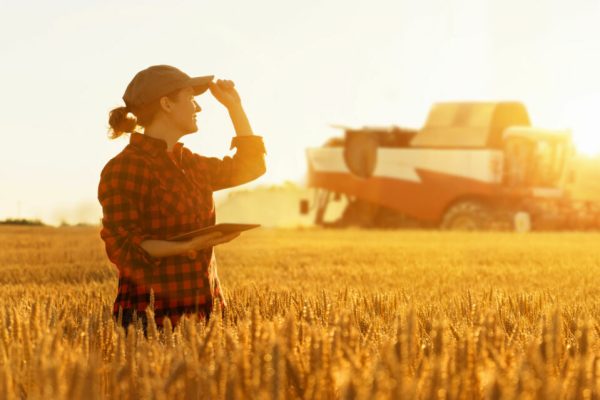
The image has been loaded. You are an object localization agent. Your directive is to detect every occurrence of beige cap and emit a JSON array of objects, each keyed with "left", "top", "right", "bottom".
[{"left": 123, "top": 65, "right": 213, "bottom": 109}]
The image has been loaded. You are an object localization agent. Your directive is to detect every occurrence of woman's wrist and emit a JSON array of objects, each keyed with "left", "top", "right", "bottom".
[
  {"left": 227, "top": 104, "right": 253, "bottom": 136},
  {"left": 226, "top": 102, "right": 243, "bottom": 113},
  {"left": 179, "top": 240, "right": 199, "bottom": 260},
  {"left": 140, "top": 239, "right": 195, "bottom": 258}
]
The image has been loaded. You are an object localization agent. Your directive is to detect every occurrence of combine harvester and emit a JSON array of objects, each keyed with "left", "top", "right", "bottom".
[{"left": 301, "top": 102, "right": 600, "bottom": 231}]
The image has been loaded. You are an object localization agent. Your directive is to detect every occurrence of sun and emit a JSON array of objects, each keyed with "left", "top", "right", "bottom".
[
  {"left": 561, "top": 97, "right": 600, "bottom": 157},
  {"left": 572, "top": 128, "right": 600, "bottom": 157}
]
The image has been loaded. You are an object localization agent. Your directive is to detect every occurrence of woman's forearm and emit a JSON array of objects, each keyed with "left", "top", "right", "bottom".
[
  {"left": 140, "top": 240, "right": 190, "bottom": 258},
  {"left": 228, "top": 104, "right": 253, "bottom": 137}
]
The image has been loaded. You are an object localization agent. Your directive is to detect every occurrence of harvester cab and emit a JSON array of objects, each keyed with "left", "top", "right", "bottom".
[{"left": 503, "top": 127, "right": 574, "bottom": 189}]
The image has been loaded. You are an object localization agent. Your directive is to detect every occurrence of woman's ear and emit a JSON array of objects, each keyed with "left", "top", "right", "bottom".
[{"left": 159, "top": 96, "right": 173, "bottom": 113}]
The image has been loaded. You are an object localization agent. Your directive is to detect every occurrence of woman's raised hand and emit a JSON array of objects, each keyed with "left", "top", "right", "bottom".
[{"left": 209, "top": 79, "right": 242, "bottom": 110}]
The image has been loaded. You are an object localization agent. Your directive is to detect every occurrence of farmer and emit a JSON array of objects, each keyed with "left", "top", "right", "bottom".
[{"left": 98, "top": 65, "right": 266, "bottom": 333}]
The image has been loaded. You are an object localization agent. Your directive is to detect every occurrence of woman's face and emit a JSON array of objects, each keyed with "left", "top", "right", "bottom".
[{"left": 166, "top": 87, "right": 201, "bottom": 134}]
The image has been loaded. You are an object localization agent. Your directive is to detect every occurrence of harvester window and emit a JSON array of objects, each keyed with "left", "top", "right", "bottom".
[
  {"left": 505, "top": 139, "right": 533, "bottom": 186},
  {"left": 533, "top": 142, "right": 553, "bottom": 186}
]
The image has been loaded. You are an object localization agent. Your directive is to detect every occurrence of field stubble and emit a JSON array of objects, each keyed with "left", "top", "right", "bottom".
[{"left": 1, "top": 226, "right": 600, "bottom": 399}]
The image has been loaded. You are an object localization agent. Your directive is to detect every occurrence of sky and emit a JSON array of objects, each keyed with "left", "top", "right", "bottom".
[{"left": 1, "top": 0, "right": 600, "bottom": 225}]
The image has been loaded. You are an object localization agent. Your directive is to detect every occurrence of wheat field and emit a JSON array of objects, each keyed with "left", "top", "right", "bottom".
[{"left": 1, "top": 225, "right": 600, "bottom": 399}]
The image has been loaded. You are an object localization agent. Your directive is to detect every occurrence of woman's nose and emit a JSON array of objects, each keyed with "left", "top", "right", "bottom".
[{"left": 194, "top": 101, "right": 201, "bottom": 112}]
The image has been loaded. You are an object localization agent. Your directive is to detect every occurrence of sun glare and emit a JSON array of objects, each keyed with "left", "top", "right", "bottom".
[
  {"left": 560, "top": 97, "right": 600, "bottom": 157},
  {"left": 573, "top": 131, "right": 600, "bottom": 157}
]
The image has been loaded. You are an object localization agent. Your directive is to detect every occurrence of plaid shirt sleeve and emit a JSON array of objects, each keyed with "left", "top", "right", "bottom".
[
  {"left": 198, "top": 135, "right": 267, "bottom": 191},
  {"left": 98, "top": 156, "right": 160, "bottom": 281}
]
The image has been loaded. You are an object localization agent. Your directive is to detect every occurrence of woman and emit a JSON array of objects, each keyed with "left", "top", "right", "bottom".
[{"left": 98, "top": 65, "right": 266, "bottom": 333}]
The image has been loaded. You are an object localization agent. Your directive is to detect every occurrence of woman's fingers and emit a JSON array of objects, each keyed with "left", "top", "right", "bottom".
[
  {"left": 187, "top": 232, "right": 221, "bottom": 249},
  {"left": 216, "top": 79, "right": 235, "bottom": 89},
  {"left": 208, "top": 232, "right": 241, "bottom": 247},
  {"left": 186, "top": 249, "right": 198, "bottom": 260},
  {"left": 209, "top": 79, "right": 241, "bottom": 108},
  {"left": 187, "top": 231, "right": 241, "bottom": 252},
  {"left": 192, "top": 232, "right": 222, "bottom": 243}
]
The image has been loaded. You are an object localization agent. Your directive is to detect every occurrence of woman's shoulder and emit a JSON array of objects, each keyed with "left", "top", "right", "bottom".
[
  {"left": 98, "top": 151, "right": 154, "bottom": 198},
  {"left": 181, "top": 146, "right": 210, "bottom": 168},
  {"left": 100, "top": 147, "right": 152, "bottom": 180},
  {"left": 180, "top": 146, "right": 197, "bottom": 160}
]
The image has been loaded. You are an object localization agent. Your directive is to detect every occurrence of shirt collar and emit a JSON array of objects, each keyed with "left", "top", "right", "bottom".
[{"left": 130, "top": 131, "right": 184, "bottom": 157}]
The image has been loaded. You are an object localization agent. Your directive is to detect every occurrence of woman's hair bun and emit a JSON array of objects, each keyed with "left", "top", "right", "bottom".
[{"left": 108, "top": 106, "right": 137, "bottom": 139}]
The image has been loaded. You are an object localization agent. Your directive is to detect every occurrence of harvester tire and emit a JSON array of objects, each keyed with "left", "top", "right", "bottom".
[
  {"left": 340, "top": 200, "right": 379, "bottom": 228},
  {"left": 441, "top": 201, "right": 491, "bottom": 231}
]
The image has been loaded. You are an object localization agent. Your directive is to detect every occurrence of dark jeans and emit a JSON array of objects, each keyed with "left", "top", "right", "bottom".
[
  {"left": 119, "top": 305, "right": 212, "bottom": 338},
  {"left": 120, "top": 309, "right": 150, "bottom": 336}
]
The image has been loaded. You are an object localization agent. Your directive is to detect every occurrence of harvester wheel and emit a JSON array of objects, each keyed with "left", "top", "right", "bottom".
[
  {"left": 339, "top": 200, "right": 379, "bottom": 227},
  {"left": 441, "top": 201, "right": 490, "bottom": 231}
]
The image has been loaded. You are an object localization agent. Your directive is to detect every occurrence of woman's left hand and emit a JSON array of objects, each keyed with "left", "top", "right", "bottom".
[{"left": 209, "top": 79, "right": 242, "bottom": 110}]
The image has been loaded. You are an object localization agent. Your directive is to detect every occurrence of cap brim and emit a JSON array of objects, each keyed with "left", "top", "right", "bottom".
[{"left": 189, "top": 75, "right": 214, "bottom": 95}]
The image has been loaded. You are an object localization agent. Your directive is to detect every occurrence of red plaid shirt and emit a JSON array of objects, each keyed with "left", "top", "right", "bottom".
[{"left": 98, "top": 131, "right": 266, "bottom": 327}]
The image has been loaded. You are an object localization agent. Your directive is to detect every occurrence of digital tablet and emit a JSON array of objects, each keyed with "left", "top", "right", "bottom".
[{"left": 168, "top": 223, "right": 261, "bottom": 241}]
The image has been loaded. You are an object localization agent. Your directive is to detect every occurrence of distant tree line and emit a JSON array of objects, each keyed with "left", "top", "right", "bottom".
[{"left": 0, "top": 218, "right": 45, "bottom": 226}]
